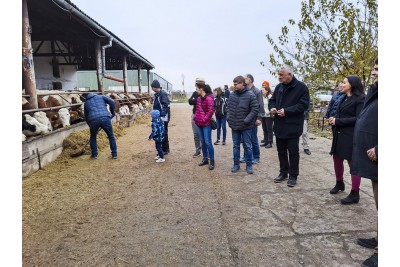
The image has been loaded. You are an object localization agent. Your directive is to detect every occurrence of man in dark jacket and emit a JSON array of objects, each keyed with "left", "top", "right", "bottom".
[
  {"left": 269, "top": 66, "right": 310, "bottom": 187},
  {"left": 350, "top": 58, "right": 378, "bottom": 267},
  {"left": 188, "top": 78, "right": 203, "bottom": 158},
  {"left": 82, "top": 93, "right": 117, "bottom": 159},
  {"left": 152, "top": 79, "right": 171, "bottom": 154},
  {"left": 224, "top": 85, "right": 230, "bottom": 99},
  {"left": 227, "top": 75, "right": 259, "bottom": 174},
  {"left": 241, "top": 74, "right": 265, "bottom": 164}
]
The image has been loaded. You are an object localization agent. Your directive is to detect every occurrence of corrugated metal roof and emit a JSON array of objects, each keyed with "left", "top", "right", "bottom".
[{"left": 60, "top": 0, "right": 155, "bottom": 69}]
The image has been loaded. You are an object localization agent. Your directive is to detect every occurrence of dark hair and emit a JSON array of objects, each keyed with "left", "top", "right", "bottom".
[
  {"left": 346, "top": 75, "right": 365, "bottom": 96},
  {"left": 196, "top": 82, "right": 206, "bottom": 90},
  {"left": 245, "top": 74, "right": 254, "bottom": 83},
  {"left": 204, "top": 84, "right": 212, "bottom": 94},
  {"left": 374, "top": 58, "right": 378, "bottom": 65},
  {"left": 215, "top": 87, "right": 223, "bottom": 96},
  {"left": 233, "top": 75, "right": 245, "bottom": 84},
  {"left": 224, "top": 85, "right": 228, "bottom": 89}
]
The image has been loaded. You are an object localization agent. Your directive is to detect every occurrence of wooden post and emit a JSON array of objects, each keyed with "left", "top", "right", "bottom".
[
  {"left": 138, "top": 64, "right": 142, "bottom": 93},
  {"left": 22, "top": 0, "right": 38, "bottom": 109},
  {"left": 95, "top": 39, "right": 104, "bottom": 94},
  {"left": 123, "top": 55, "right": 128, "bottom": 93},
  {"left": 147, "top": 69, "right": 150, "bottom": 93}
]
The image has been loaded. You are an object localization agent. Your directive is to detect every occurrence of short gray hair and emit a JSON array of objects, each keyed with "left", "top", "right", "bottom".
[{"left": 280, "top": 65, "right": 294, "bottom": 74}]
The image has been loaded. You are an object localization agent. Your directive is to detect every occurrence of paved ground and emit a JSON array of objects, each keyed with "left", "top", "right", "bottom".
[{"left": 23, "top": 103, "right": 377, "bottom": 266}]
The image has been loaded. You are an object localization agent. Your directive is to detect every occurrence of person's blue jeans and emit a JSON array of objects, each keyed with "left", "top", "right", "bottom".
[
  {"left": 88, "top": 116, "right": 117, "bottom": 158},
  {"left": 155, "top": 141, "right": 164, "bottom": 159},
  {"left": 232, "top": 129, "right": 252, "bottom": 164},
  {"left": 197, "top": 125, "right": 214, "bottom": 160},
  {"left": 216, "top": 116, "right": 227, "bottom": 142},
  {"left": 250, "top": 124, "right": 260, "bottom": 160}
]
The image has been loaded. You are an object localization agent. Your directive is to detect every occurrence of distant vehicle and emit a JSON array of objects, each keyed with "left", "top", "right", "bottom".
[{"left": 315, "top": 90, "right": 333, "bottom": 102}]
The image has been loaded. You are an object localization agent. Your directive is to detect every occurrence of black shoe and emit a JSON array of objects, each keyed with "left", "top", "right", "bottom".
[
  {"left": 265, "top": 143, "right": 272, "bottom": 148},
  {"left": 330, "top": 181, "right": 345, "bottom": 194},
  {"left": 192, "top": 151, "right": 201, "bottom": 158},
  {"left": 287, "top": 177, "right": 297, "bottom": 187},
  {"left": 304, "top": 149, "right": 311, "bottom": 155},
  {"left": 357, "top": 238, "right": 378, "bottom": 249},
  {"left": 260, "top": 139, "right": 265, "bottom": 143},
  {"left": 260, "top": 142, "right": 266, "bottom": 147},
  {"left": 214, "top": 140, "right": 220, "bottom": 145},
  {"left": 222, "top": 141, "right": 226, "bottom": 145},
  {"left": 198, "top": 158, "right": 209, "bottom": 166},
  {"left": 340, "top": 190, "right": 360, "bottom": 204},
  {"left": 246, "top": 163, "right": 253, "bottom": 174},
  {"left": 209, "top": 159, "right": 215, "bottom": 170},
  {"left": 361, "top": 253, "right": 378, "bottom": 267},
  {"left": 274, "top": 173, "right": 288, "bottom": 183}
]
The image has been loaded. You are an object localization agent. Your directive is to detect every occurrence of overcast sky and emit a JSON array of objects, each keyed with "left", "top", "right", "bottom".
[{"left": 71, "top": 0, "right": 302, "bottom": 92}]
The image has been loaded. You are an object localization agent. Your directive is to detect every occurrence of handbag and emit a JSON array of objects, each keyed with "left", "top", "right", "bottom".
[{"left": 210, "top": 117, "right": 217, "bottom": 130}]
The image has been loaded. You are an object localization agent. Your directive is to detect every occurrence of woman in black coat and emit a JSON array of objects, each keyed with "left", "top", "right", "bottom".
[{"left": 327, "top": 75, "right": 365, "bottom": 204}]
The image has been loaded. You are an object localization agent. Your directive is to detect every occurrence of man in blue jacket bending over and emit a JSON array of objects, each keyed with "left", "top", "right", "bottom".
[{"left": 82, "top": 93, "right": 117, "bottom": 159}]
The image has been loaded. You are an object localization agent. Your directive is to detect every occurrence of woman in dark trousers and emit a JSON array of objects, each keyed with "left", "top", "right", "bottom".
[
  {"left": 260, "top": 81, "right": 273, "bottom": 148},
  {"left": 214, "top": 87, "right": 228, "bottom": 145},
  {"left": 327, "top": 75, "right": 365, "bottom": 204}
]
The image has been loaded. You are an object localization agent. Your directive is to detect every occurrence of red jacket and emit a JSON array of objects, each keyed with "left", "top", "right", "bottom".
[{"left": 194, "top": 93, "right": 214, "bottom": 127}]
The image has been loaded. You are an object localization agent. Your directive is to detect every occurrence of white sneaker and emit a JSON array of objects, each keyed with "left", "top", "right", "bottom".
[
  {"left": 155, "top": 155, "right": 160, "bottom": 160},
  {"left": 156, "top": 158, "right": 165, "bottom": 163}
]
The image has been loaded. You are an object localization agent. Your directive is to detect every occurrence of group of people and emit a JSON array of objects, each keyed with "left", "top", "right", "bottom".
[
  {"left": 186, "top": 62, "right": 378, "bottom": 266},
  {"left": 81, "top": 60, "right": 378, "bottom": 267}
]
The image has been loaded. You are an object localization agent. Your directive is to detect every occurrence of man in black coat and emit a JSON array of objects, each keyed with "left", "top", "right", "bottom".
[
  {"left": 152, "top": 79, "right": 171, "bottom": 154},
  {"left": 350, "top": 59, "right": 378, "bottom": 267},
  {"left": 227, "top": 76, "right": 259, "bottom": 174},
  {"left": 188, "top": 78, "right": 204, "bottom": 158},
  {"left": 269, "top": 66, "right": 310, "bottom": 187}
]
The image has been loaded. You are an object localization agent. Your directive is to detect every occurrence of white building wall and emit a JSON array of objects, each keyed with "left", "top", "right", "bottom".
[{"left": 32, "top": 41, "right": 78, "bottom": 90}]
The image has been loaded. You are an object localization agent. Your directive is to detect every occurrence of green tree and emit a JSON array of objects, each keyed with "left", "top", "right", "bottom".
[{"left": 261, "top": 0, "right": 377, "bottom": 90}]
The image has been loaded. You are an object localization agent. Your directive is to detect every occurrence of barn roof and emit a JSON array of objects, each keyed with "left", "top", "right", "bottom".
[{"left": 28, "top": 0, "right": 155, "bottom": 70}]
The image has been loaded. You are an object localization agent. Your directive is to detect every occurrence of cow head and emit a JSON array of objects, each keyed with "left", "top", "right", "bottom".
[
  {"left": 58, "top": 108, "right": 71, "bottom": 127},
  {"left": 69, "top": 110, "right": 84, "bottom": 124}
]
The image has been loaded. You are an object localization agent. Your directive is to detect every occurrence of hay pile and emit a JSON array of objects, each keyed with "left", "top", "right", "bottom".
[
  {"left": 62, "top": 124, "right": 126, "bottom": 157},
  {"left": 134, "top": 114, "right": 151, "bottom": 124}
]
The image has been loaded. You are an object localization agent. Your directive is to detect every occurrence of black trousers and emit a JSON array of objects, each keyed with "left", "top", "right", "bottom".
[
  {"left": 276, "top": 137, "right": 300, "bottom": 178},
  {"left": 162, "top": 121, "right": 170, "bottom": 152},
  {"left": 261, "top": 117, "right": 274, "bottom": 144}
]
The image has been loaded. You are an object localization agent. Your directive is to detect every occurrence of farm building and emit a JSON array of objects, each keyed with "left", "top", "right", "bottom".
[{"left": 22, "top": 0, "right": 171, "bottom": 177}]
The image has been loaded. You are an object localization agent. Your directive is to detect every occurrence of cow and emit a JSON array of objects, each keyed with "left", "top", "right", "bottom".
[
  {"left": 33, "top": 111, "right": 52, "bottom": 132},
  {"left": 107, "top": 93, "right": 122, "bottom": 113},
  {"left": 22, "top": 97, "right": 30, "bottom": 110},
  {"left": 23, "top": 114, "right": 51, "bottom": 136},
  {"left": 69, "top": 110, "right": 85, "bottom": 125},
  {"left": 132, "top": 104, "right": 140, "bottom": 113},
  {"left": 119, "top": 105, "right": 130, "bottom": 116},
  {"left": 58, "top": 108, "right": 71, "bottom": 127}
]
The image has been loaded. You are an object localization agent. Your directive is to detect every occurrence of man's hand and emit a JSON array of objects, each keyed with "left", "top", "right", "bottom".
[
  {"left": 277, "top": 108, "right": 285, "bottom": 117},
  {"left": 255, "top": 119, "right": 261, "bottom": 126},
  {"left": 367, "top": 147, "right": 377, "bottom": 161},
  {"left": 328, "top": 117, "right": 336, "bottom": 125},
  {"left": 270, "top": 108, "right": 277, "bottom": 116}
]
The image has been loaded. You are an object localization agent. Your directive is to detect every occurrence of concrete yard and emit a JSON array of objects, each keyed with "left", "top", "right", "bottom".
[{"left": 23, "top": 103, "right": 377, "bottom": 266}]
